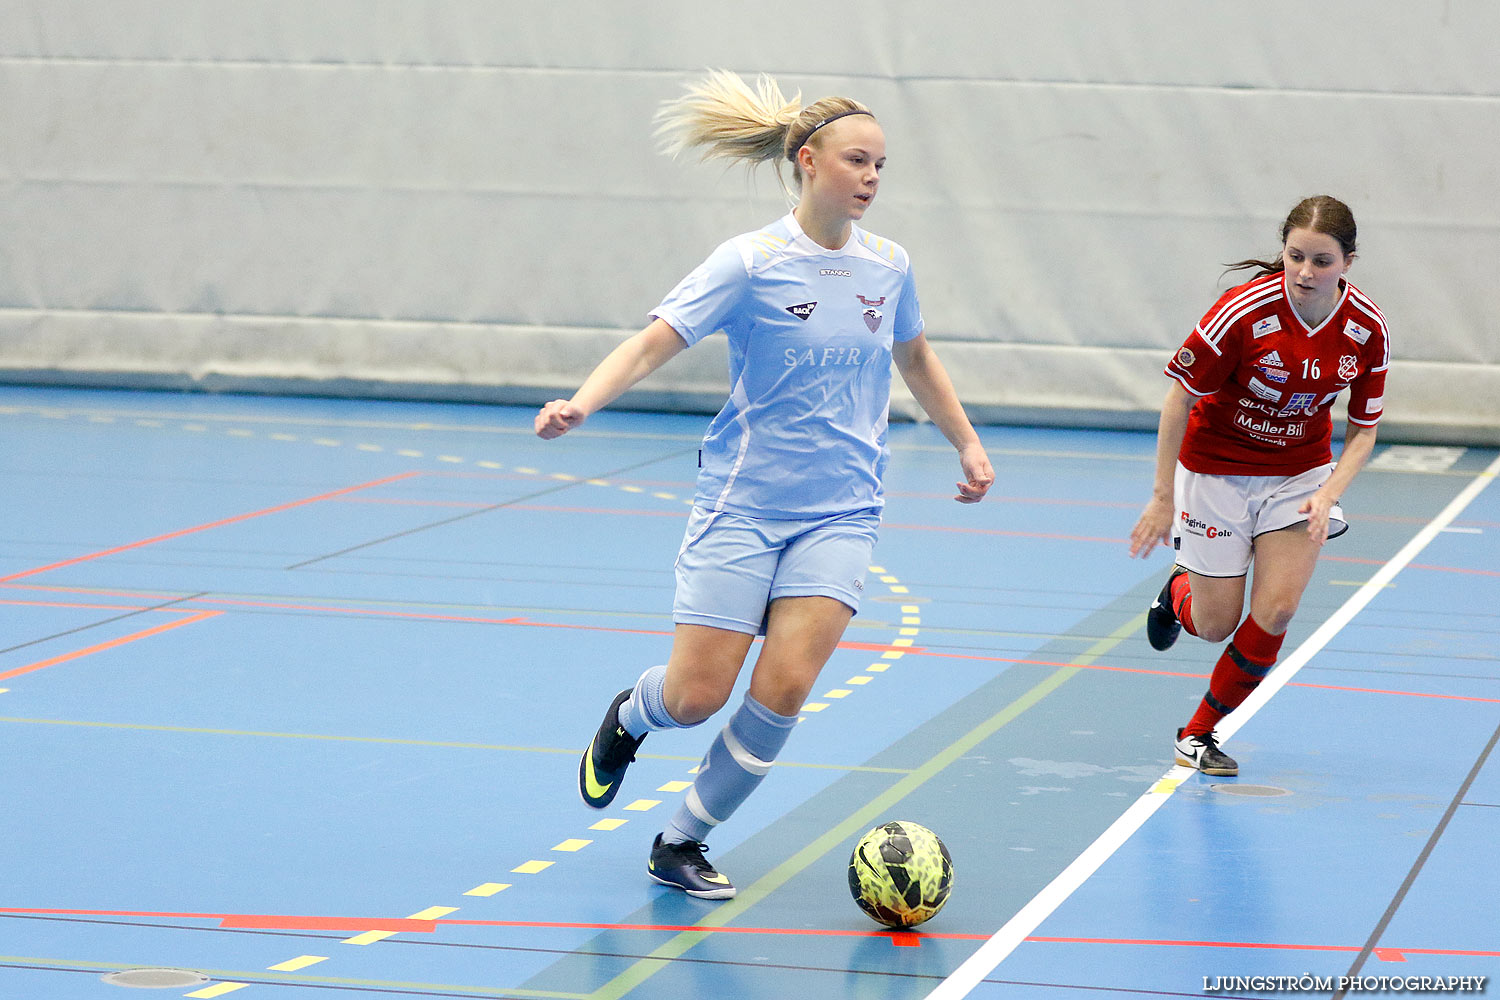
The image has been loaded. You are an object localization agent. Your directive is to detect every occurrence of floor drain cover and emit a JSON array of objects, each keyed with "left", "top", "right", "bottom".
[
  {"left": 102, "top": 969, "right": 210, "bottom": 989},
  {"left": 1210, "top": 783, "right": 1290, "bottom": 797}
]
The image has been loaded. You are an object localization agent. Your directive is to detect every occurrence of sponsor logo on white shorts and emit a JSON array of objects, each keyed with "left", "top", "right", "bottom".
[{"left": 1181, "top": 512, "right": 1234, "bottom": 539}]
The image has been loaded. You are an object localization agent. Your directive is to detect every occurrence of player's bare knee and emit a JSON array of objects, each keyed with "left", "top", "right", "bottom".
[{"left": 664, "top": 679, "right": 731, "bottom": 727}]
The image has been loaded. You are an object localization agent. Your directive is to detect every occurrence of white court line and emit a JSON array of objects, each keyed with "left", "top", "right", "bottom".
[{"left": 925, "top": 452, "right": 1500, "bottom": 1000}]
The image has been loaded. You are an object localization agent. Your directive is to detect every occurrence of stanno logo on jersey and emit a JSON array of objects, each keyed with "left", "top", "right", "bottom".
[
  {"left": 820, "top": 269, "right": 852, "bottom": 277},
  {"left": 786, "top": 302, "right": 817, "bottom": 320},
  {"left": 863, "top": 308, "right": 883, "bottom": 333},
  {"left": 1259, "top": 349, "right": 1284, "bottom": 368},
  {"left": 858, "top": 294, "right": 886, "bottom": 306},
  {"left": 1252, "top": 315, "right": 1282, "bottom": 338},
  {"left": 1343, "top": 319, "right": 1371, "bottom": 345},
  {"left": 1338, "top": 355, "right": 1359, "bottom": 380}
]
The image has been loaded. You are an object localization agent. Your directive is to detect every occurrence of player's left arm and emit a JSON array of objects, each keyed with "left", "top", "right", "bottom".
[
  {"left": 892, "top": 333, "right": 993, "bottom": 504},
  {"left": 1300, "top": 421, "right": 1379, "bottom": 545}
]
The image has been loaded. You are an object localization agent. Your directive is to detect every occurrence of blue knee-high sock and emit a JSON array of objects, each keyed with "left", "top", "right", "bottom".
[
  {"left": 617, "top": 665, "right": 692, "bottom": 738},
  {"left": 663, "top": 693, "right": 798, "bottom": 845}
]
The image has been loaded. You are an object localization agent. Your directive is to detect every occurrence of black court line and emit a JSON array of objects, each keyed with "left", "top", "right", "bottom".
[
  {"left": 1334, "top": 718, "right": 1500, "bottom": 997},
  {"left": 0, "top": 592, "right": 208, "bottom": 657},
  {"left": 284, "top": 450, "right": 697, "bottom": 571}
]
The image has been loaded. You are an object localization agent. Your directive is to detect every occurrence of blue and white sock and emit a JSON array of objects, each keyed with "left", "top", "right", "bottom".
[
  {"left": 662, "top": 693, "right": 798, "bottom": 845},
  {"left": 617, "top": 665, "right": 692, "bottom": 738}
]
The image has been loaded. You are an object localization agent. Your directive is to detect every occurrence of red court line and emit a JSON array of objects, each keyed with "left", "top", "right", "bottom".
[
  {"left": 0, "top": 610, "right": 221, "bottom": 682},
  {"left": 883, "top": 522, "right": 1128, "bottom": 544},
  {"left": 5, "top": 909, "right": 1493, "bottom": 960},
  {"left": 0, "top": 471, "right": 423, "bottom": 585}
]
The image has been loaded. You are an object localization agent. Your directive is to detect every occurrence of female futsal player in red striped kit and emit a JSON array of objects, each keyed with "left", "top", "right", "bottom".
[{"left": 1129, "top": 195, "right": 1391, "bottom": 776}]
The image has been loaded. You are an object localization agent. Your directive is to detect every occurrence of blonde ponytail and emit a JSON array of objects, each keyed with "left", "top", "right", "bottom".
[{"left": 655, "top": 70, "right": 873, "bottom": 194}]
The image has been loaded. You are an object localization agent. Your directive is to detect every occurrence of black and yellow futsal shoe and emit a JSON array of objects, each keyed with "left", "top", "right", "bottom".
[{"left": 579, "top": 688, "right": 645, "bottom": 809}]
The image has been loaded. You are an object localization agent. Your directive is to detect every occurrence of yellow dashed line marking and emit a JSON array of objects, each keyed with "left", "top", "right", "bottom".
[
  {"left": 313, "top": 438, "right": 341, "bottom": 446},
  {"left": 398, "top": 449, "right": 422, "bottom": 457},
  {"left": 888, "top": 585, "right": 909, "bottom": 594},
  {"left": 621, "top": 486, "right": 643, "bottom": 493},
  {"left": 89, "top": 415, "right": 115, "bottom": 423},
  {"left": 552, "top": 838, "right": 592, "bottom": 852},
  {"left": 186, "top": 984, "right": 248, "bottom": 998},
  {"left": 881, "top": 651, "right": 904, "bottom": 660},
  {"left": 227, "top": 429, "right": 254, "bottom": 437},
  {"left": 822, "top": 689, "right": 852, "bottom": 699},
  {"left": 477, "top": 460, "right": 503, "bottom": 469},
  {"left": 551, "top": 472, "right": 578, "bottom": 481},
  {"left": 846, "top": 676, "right": 872, "bottom": 686},
  {"left": 268, "top": 956, "right": 328, "bottom": 972},
  {"left": 656, "top": 780, "right": 692, "bottom": 793},
  {"left": 879, "top": 575, "right": 899, "bottom": 584},
  {"left": 511, "top": 859, "right": 554, "bottom": 874},
  {"left": 515, "top": 466, "right": 538, "bottom": 475},
  {"left": 438, "top": 455, "right": 464, "bottom": 463},
  {"left": 587, "top": 479, "right": 611, "bottom": 486},
  {"left": 464, "top": 882, "right": 511, "bottom": 896},
  {"left": 408, "top": 906, "right": 458, "bottom": 920},
  {"left": 892, "top": 638, "right": 914, "bottom": 648},
  {"left": 902, "top": 616, "right": 920, "bottom": 625},
  {"left": 652, "top": 492, "right": 676, "bottom": 500},
  {"left": 183, "top": 424, "right": 208, "bottom": 432},
  {"left": 801, "top": 703, "right": 829, "bottom": 713},
  {"left": 136, "top": 419, "right": 164, "bottom": 427},
  {"left": 590, "top": 818, "right": 628, "bottom": 831},
  {"left": 356, "top": 443, "right": 383, "bottom": 451},
  {"left": 271, "top": 433, "right": 297, "bottom": 441},
  {"left": 624, "top": 799, "right": 660, "bottom": 811},
  {"left": 1152, "top": 777, "right": 1184, "bottom": 794},
  {"left": 902, "top": 605, "right": 920, "bottom": 614},
  {"left": 342, "top": 930, "right": 397, "bottom": 946},
  {"left": 899, "top": 627, "right": 920, "bottom": 636}
]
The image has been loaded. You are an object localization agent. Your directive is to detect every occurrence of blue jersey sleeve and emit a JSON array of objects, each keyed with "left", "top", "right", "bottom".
[
  {"left": 649, "top": 241, "right": 750, "bottom": 347},
  {"left": 892, "top": 260, "right": 923, "bottom": 343}
]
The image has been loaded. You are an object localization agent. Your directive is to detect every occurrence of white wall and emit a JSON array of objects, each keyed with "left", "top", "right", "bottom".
[{"left": 3, "top": 1, "right": 1497, "bottom": 441}]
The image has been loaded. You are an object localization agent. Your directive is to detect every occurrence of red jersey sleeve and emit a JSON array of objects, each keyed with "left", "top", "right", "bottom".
[
  {"left": 1342, "top": 294, "right": 1390, "bottom": 427},
  {"left": 1165, "top": 290, "right": 1247, "bottom": 397}
]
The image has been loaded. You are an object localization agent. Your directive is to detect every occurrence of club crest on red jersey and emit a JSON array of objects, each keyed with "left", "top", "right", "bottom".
[
  {"left": 1177, "top": 347, "right": 1197, "bottom": 368},
  {"left": 1338, "top": 355, "right": 1359, "bottom": 380}
]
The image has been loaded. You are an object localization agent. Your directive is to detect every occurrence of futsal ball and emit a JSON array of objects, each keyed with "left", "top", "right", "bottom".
[{"left": 847, "top": 820, "right": 953, "bottom": 928}]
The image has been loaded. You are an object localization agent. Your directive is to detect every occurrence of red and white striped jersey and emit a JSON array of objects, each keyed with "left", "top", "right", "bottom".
[{"left": 1165, "top": 272, "right": 1390, "bottom": 476}]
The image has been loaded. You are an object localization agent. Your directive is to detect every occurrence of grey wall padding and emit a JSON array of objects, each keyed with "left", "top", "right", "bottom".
[{"left": 3, "top": 2, "right": 1497, "bottom": 443}]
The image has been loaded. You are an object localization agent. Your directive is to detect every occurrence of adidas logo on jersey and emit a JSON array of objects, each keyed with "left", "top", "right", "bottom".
[
  {"left": 1259, "top": 350, "right": 1284, "bottom": 368},
  {"left": 785, "top": 302, "right": 817, "bottom": 320}
]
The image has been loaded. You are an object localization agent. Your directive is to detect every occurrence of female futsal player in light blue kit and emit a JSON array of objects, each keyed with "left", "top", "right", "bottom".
[{"left": 535, "top": 71, "right": 994, "bottom": 898}]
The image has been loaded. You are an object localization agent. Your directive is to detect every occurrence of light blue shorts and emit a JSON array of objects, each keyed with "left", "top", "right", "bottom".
[{"left": 672, "top": 506, "right": 881, "bottom": 636}]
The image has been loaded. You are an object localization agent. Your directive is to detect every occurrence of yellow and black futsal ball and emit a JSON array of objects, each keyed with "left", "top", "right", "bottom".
[{"left": 847, "top": 820, "right": 953, "bottom": 928}]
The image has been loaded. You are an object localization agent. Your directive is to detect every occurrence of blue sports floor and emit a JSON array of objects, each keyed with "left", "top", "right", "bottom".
[{"left": 2, "top": 385, "right": 1496, "bottom": 999}]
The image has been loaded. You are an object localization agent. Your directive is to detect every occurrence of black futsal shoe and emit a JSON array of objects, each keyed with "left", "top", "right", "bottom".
[
  {"left": 1175, "top": 728, "right": 1239, "bottom": 776},
  {"left": 1146, "top": 566, "right": 1189, "bottom": 651},
  {"left": 648, "top": 834, "right": 737, "bottom": 899},
  {"left": 578, "top": 689, "right": 644, "bottom": 809}
]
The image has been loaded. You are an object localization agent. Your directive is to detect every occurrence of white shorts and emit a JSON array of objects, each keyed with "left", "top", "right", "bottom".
[
  {"left": 1173, "top": 462, "right": 1347, "bottom": 578},
  {"left": 672, "top": 506, "right": 880, "bottom": 636}
]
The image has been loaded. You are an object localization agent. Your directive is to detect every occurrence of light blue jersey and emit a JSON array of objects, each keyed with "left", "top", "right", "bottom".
[{"left": 651, "top": 213, "right": 923, "bottom": 519}]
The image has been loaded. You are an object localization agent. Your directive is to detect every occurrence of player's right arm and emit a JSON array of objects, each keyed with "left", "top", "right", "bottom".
[
  {"left": 534, "top": 318, "right": 687, "bottom": 439},
  {"left": 1129, "top": 381, "right": 1196, "bottom": 558}
]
